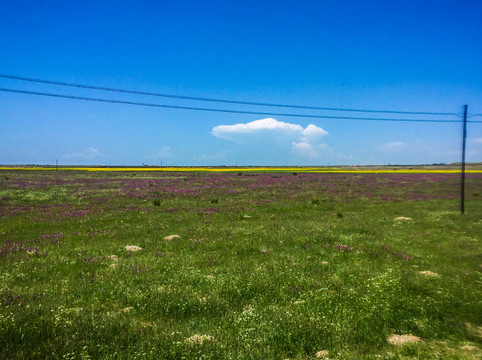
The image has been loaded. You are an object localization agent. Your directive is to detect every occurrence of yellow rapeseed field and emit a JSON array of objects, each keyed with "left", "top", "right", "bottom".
[{"left": 1, "top": 166, "right": 481, "bottom": 173}]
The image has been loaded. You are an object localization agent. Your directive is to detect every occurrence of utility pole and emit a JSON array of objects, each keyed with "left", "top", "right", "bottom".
[{"left": 461, "top": 105, "right": 468, "bottom": 214}]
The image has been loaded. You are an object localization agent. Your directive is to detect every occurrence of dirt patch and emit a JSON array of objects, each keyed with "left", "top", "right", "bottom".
[
  {"left": 461, "top": 345, "right": 479, "bottom": 351},
  {"left": 394, "top": 217, "right": 413, "bottom": 221},
  {"left": 185, "top": 334, "right": 214, "bottom": 345},
  {"left": 388, "top": 334, "right": 421, "bottom": 346},
  {"left": 465, "top": 323, "right": 482, "bottom": 339},
  {"left": 315, "top": 350, "right": 329, "bottom": 358},
  {"left": 419, "top": 270, "right": 439, "bottom": 277},
  {"left": 164, "top": 235, "right": 180, "bottom": 240},
  {"left": 125, "top": 245, "right": 142, "bottom": 252}
]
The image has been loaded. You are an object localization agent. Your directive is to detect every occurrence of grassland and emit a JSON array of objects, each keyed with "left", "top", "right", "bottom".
[{"left": 0, "top": 169, "right": 481, "bottom": 359}]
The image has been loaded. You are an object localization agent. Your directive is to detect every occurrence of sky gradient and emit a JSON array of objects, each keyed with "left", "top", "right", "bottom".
[{"left": 1, "top": 0, "right": 481, "bottom": 166}]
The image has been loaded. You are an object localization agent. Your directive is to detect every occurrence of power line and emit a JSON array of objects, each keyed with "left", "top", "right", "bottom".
[
  {"left": 3, "top": 87, "right": 478, "bottom": 123},
  {"left": 0, "top": 74, "right": 458, "bottom": 116},
  {"left": 466, "top": 114, "right": 482, "bottom": 119}
]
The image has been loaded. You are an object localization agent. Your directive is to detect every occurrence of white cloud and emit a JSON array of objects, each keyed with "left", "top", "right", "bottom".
[
  {"left": 212, "top": 118, "right": 305, "bottom": 142},
  {"left": 380, "top": 141, "right": 405, "bottom": 151},
  {"left": 292, "top": 124, "right": 330, "bottom": 158},
  {"left": 210, "top": 118, "right": 355, "bottom": 164},
  {"left": 302, "top": 124, "right": 329, "bottom": 140},
  {"left": 471, "top": 137, "right": 482, "bottom": 144},
  {"left": 212, "top": 118, "right": 332, "bottom": 160},
  {"left": 213, "top": 117, "right": 326, "bottom": 140}
]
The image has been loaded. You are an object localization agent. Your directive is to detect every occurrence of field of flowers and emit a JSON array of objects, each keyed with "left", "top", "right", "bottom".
[{"left": 0, "top": 169, "right": 481, "bottom": 359}]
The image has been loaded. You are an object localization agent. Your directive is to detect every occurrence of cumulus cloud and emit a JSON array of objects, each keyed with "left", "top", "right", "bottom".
[
  {"left": 302, "top": 124, "right": 329, "bottom": 140},
  {"left": 212, "top": 118, "right": 304, "bottom": 142},
  {"left": 290, "top": 124, "right": 330, "bottom": 159},
  {"left": 212, "top": 118, "right": 331, "bottom": 160}
]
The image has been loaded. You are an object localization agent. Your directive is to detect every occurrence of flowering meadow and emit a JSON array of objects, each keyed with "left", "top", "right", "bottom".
[{"left": 0, "top": 169, "right": 481, "bottom": 359}]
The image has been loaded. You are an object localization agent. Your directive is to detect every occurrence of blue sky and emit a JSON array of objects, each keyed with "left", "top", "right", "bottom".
[{"left": 1, "top": 0, "right": 481, "bottom": 166}]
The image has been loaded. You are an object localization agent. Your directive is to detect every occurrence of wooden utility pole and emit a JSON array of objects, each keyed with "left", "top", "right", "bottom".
[{"left": 461, "top": 105, "right": 468, "bottom": 214}]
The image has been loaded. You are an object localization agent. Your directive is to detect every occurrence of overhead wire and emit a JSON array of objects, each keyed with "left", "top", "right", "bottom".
[
  {"left": 2, "top": 87, "right": 479, "bottom": 123},
  {"left": 0, "top": 74, "right": 459, "bottom": 116}
]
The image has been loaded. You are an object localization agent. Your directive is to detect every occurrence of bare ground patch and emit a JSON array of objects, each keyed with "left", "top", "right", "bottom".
[
  {"left": 419, "top": 270, "right": 439, "bottom": 277},
  {"left": 185, "top": 334, "right": 215, "bottom": 345},
  {"left": 388, "top": 334, "right": 421, "bottom": 346},
  {"left": 315, "top": 350, "right": 330, "bottom": 358},
  {"left": 461, "top": 345, "right": 479, "bottom": 351},
  {"left": 465, "top": 323, "right": 482, "bottom": 339}
]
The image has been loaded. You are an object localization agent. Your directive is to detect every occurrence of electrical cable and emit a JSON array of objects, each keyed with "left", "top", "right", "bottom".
[
  {"left": 2, "top": 87, "right": 478, "bottom": 123},
  {"left": 0, "top": 74, "right": 459, "bottom": 116}
]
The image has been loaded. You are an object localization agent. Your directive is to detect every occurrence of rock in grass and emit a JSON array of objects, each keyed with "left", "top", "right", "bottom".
[
  {"left": 387, "top": 334, "right": 421, "bottom": 346},
  {"left": 124, "top": 245, "right": 142, "bottom": 252},
  {"left": 164, "top": 235, "right": 180, "bottom": 240},
  {"left": 460, "top": 345, "right": 479, "bottom": 351},
  {"left": 394, "top": 216, "right": 413, "bottom": 221},
  {"left": 315, "top": 350, "right": 329, "bottom": 358},
  {"left": 184, "top": 334, "right": 214, "bottom": 345},
  {"left": 419, "top": 270, "right": 439, "bottom": 277},
  {"left": 465, "top": 322, "right": 482, "bottom": 339}
]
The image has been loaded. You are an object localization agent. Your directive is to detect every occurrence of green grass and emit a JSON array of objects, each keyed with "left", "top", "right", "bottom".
[{"left": 0, "top": 170, "right": 481, "bottom": 359}]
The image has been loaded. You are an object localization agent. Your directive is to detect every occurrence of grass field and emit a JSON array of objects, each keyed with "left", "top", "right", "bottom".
[{"left": 0, "top": 169, "right": 481, "bottom": 359}]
